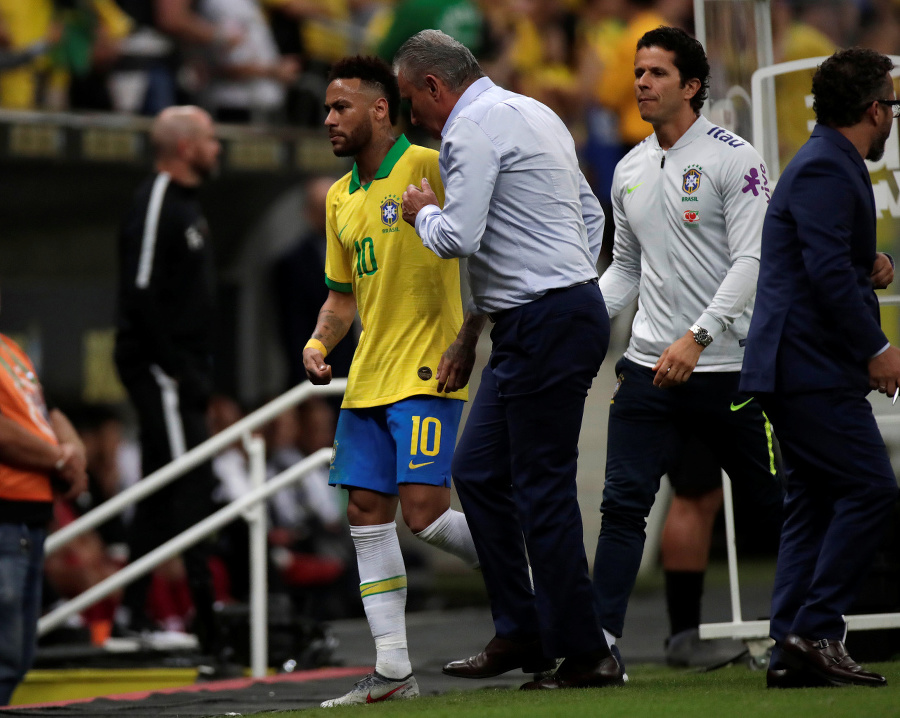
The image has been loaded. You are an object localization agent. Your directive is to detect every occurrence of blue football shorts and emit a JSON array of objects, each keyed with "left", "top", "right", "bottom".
[{"left": 329, "top": 395, "right": 465, "bottom": 494}]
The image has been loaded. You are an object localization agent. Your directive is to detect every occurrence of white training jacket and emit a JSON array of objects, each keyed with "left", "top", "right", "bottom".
[{"left": 600, "top": 114, "right": 771, "bottom": 372}]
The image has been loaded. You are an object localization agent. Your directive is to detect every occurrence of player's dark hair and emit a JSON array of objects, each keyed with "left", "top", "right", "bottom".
[
  {"left": 812, "top": 48, "right": 894, "bottom": 128},
  {"left": 636, "top": 26, "right": 710, "bottom": 114},
  {"left": 328, "top": 55, "right": 400, "bottom": 125}
]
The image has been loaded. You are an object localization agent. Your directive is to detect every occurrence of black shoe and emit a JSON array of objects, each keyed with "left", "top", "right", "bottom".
[
  {"left": 781, "top": 634, "right": 886, "bottom": 688},
  {"left": 520, "top": 651, "right": 625, "bottom": 690},
  {"left": 443, "top": 635, "right": 556, "bottom": 678},
  {"left": 611, "top": 645, "right": 629, "bottom": 682}
]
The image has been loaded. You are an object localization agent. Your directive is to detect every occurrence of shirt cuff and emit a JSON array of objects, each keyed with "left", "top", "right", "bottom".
[
  {"left": 464, "top": 295, "right": 484, "bottom": 315},
  {"left": 696, "top": 312, "right": 726, "bottom": 341},
  {"left": 871, "top": 342, "right": 891, "bottom": 359},
  {"left": 414, "top": 204, "right": 441, "bottom": 239}
]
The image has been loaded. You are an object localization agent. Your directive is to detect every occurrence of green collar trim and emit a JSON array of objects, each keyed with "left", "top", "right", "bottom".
[{"left": 349, "top": 135, "right": 411, "bottom": 194}]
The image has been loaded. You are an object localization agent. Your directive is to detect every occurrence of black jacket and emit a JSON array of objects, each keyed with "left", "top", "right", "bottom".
[{"left": 115, "top": 172, "right": 216, "bottom": 394}]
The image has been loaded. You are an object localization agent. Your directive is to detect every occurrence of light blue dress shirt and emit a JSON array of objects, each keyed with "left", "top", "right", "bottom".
[{"left": 414, "top": 77, "right": 604, "bottom": 315}]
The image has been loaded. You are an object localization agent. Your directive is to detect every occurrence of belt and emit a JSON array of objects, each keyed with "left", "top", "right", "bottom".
[
  {"left": 544, "top": 277, "right": 598, "bottom": 295},
  {"left": 487, "top": 278, "right": 598, "bottom": 322}
]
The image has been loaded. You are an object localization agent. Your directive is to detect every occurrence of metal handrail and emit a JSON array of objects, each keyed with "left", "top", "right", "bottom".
[
  {"left": 41, "top": 379, "right": 346, "bottom": 678},
  {"left": 46, "top": 379, "right": 346, "bottom": 556},
  {"left": 38, "top": 450, "right": 332, "bottom": 649}
]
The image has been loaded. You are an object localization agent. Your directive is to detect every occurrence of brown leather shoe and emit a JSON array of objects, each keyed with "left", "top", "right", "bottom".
[
  {"left": 443, "top": 636, "right": 555, "bottom": 678},
  {"left": 520, "top": 653, "right": 625, "bottom": 690},
  {"left": 781, "top": 634, "right": 886, "bottom": 687}
]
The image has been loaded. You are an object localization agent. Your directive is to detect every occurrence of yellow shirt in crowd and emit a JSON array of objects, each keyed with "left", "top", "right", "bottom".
[{"left": 591, "top": 10, "right": 666, "bottom": 147}]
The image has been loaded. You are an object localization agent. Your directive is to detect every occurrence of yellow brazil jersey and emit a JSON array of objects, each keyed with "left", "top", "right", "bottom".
[{"left": 325, "top": 135, "right": 467, "bottom": 409}]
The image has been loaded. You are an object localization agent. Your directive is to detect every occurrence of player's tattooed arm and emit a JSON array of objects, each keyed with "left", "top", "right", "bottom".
[
  {"left": 437, "top": 312, "right": 487, "bottom": 393},
  {"left": 312, "top": 308, "right": 349, "bottom": 350},
  {"left": 304, "top": 290, "right": 357, "bottom": 384}
]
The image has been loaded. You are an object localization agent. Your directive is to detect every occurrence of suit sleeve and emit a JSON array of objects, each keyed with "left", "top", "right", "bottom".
[
  {"left": 598, "top": 165, "right": 641, "bottom": 318},
  {"left": 789, "top": 159, "right": 888, "bottom": 361}
]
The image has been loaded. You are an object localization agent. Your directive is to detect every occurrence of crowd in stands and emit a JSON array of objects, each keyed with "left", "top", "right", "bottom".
[
  {"left": 0, "top": 0, "right": 889, "bottom": 270},
  {"left": 0, "top": 0, "right": 894, "bottom": 128}
]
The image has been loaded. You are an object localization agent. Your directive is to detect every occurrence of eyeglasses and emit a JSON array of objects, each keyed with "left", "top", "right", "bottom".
[{"left": 877, "top": 100, "right": 900, "bottom": 118}]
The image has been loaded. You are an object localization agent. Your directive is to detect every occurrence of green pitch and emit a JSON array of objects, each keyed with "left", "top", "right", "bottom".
[{"left": 258, "top": 662, "right": 900, "bottom": 717}]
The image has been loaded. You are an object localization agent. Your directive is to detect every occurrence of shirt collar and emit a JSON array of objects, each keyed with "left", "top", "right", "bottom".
[
  {"left": 442, "top": 76, "right": 495, "bottom": 138},
  {"left": 650, "top": 113, "right": 711, "bottom": 152},
  {"left": 349, "top": 134, "right": 411, "bottom": 193}
]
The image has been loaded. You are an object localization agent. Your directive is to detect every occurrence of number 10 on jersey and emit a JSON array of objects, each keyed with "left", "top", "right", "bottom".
[
  {"left": 354, "top": 237, "right": 378, "bottom": 276},
  {"left": 410, "top": 416, "right": 441, "bottom": 456}
]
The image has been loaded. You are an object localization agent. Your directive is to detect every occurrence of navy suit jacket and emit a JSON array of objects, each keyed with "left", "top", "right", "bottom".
[{"left": 741, "top": 124, "right": 888, "bottom": 394}]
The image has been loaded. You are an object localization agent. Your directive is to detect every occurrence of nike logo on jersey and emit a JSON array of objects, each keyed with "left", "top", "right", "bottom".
[
  {"left": 730, "top": 397, "right": 754, "bottom": 411},
  {"left": 338, "top": 223, "right": 349, "bottom": 239},
  {"left": 408, "top": 460, "right": 435, "bottom": 470},
  {"left": 367, "top": 684, "right": 409, "bottom": 703},
  {"left": 626, "top": 182, "right": 644, "bottom": 194}
]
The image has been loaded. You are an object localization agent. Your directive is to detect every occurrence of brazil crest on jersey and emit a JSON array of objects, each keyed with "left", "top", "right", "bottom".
[{"left": 324, "top": 135, "right": 466, "bottom": 408}]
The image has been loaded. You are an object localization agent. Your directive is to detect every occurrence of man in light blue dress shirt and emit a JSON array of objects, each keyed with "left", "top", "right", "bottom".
[{"left": 396, "top": 30, "right": 623, "bottom": 690}]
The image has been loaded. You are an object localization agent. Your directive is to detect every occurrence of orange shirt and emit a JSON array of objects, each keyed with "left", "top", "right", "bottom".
[{"left": 0, "top": 334, "right": 56, "bottom": 503}]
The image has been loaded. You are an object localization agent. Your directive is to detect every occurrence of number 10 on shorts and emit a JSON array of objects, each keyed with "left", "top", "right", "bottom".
[{"left": 410, "top": 416, "right": 441, "bottom": 456}]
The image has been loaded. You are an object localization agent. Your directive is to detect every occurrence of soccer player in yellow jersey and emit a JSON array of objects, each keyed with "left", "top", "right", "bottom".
[{"left": 302, "top": 55, "right": 479, "bottom": 707}]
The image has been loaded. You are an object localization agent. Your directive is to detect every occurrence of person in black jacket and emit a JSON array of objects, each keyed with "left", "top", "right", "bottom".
[{"left": 114, "top": 105, "right": 224, "bottom": 661}]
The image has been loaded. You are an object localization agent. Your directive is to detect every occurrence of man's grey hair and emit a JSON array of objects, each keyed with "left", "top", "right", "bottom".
[{"left": 393, "top": 30, "right": 484, "bottom": 92}]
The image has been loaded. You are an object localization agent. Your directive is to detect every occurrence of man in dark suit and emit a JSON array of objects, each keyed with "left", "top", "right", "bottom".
[{"left": 741, "top": 47, "right": 900, "bottom": 689}]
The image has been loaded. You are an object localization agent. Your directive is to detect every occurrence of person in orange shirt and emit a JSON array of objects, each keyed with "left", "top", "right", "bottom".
[{"left": 0, "top": 320, "right": 87, "bottom": 706}]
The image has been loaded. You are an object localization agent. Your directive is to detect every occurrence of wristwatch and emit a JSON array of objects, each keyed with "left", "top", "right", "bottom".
[{"left": 689, "top": 324, "right": 713, "bottom": 348}]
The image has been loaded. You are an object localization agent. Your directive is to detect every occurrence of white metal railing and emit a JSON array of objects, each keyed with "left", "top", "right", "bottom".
[
  {"left": 40, "top": 379, "right": 346, "bottom": 677},
  {"left": 750, "top": 55, "right": 900, "bottom": 183},
  {"left": 700, "top": 361, "right": 900, "bottom": 640}
]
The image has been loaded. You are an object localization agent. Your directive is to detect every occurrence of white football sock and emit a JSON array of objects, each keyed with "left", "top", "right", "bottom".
[
  {"left": 604, "top": 629, "right": 617, "bottom": 647},
  {"left": 351, "top": 522, "right": 411, "bottom": 678},
  {"left": 414, "top": 508, "right": 480, "bottom": 569}
]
